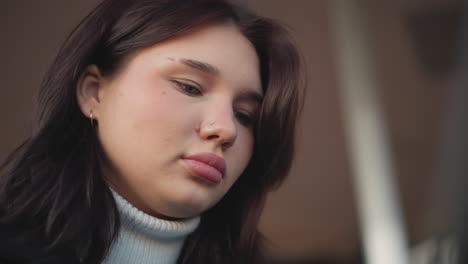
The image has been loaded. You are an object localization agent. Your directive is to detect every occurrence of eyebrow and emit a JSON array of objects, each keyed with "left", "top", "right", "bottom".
[
  {"left": 169, "top": 57, "right": 263, "bottom": 104},
  {"left": 178, "top": 58, "right": 220, "bottom": 76}
]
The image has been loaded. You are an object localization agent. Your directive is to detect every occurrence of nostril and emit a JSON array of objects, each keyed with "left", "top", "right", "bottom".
[{"left": 206, "top": 135, "right": 219, "bottom": 140}]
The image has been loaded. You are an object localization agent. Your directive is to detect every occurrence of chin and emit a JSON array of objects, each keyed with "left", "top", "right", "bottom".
[{"left": 163, "top": 188, "right": 222, "bottom": 219}]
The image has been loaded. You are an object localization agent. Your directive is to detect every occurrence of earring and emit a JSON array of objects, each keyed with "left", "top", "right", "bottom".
[{"left": 89, "top": 110, "right": 94, "bottom": 127}]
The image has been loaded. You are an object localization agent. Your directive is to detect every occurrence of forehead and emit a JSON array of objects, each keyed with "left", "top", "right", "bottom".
[{"left": 128, "top": 22, "right": 262, "bottom": 93}]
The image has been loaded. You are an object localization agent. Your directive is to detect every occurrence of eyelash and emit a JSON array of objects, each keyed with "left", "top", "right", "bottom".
[
  {"left": 235, "top": 111, "right": 255, "bottom": 127},
  {"left": 171, "top": 80, "right": 257, "bottom": 127},
  {"left": 172, "top": 80, "right": 202, "bottom": 96}
]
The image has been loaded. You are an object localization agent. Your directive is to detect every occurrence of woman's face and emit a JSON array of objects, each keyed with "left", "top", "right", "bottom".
[{"left": 89, "top": 23, "right": 262, "bottom": 219}]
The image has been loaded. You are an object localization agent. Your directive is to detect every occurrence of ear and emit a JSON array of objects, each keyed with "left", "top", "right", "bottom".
[{"left": 76, "top": 65, "right": 105, "bottom": 120}]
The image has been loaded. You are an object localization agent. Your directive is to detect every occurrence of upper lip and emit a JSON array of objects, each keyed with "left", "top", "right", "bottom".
[{"left": 183, "top": 152, "right": 227, "bottom": 177}]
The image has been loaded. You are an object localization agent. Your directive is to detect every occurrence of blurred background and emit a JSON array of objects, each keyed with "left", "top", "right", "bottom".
[{"left": 2, "top": 0, "right": 467, "bottom": 263}]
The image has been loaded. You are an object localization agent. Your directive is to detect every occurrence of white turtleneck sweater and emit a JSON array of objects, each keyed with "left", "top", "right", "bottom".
[{"left": 102, "top": 190, "right": 200, "bottom": 264}]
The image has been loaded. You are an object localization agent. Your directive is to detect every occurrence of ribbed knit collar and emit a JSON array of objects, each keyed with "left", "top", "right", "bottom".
[{"left": 103, "top": 190, "right": 200, "bottom": 264}]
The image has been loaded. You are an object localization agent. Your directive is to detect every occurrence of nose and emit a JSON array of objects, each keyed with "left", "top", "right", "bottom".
[{"left": 198, "top": 107, "right": 237, "bottom": 149}]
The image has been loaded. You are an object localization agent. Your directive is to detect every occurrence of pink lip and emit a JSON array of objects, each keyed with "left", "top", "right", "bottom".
[{"left": 182, "top": 152, "right": 226, "bottom": 183}]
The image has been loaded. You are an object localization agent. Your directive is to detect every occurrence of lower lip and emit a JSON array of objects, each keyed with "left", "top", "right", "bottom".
[{"left": 182, "top": 159, "right": 223, "bottom": 184}]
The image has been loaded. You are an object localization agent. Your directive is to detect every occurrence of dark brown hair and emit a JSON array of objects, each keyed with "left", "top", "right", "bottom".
[{"left": 0, "top": 0, "right": 302, "bottom": 263}]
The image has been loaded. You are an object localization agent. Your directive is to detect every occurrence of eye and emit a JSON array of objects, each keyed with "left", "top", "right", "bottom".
[
  {"left": 172, "top": 80, "right": 202, "bottom": 96},
  {"left": 235, "top": 111, "right": 255, "bottom": 127}
]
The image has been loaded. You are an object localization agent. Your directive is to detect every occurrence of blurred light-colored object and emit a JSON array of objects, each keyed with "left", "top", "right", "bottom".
[
  {"left": 331, "top": 0, "right": 409, "bottom": 263},
  {"left": 410, "top": 236, "right": 459, "bottom": 264}
]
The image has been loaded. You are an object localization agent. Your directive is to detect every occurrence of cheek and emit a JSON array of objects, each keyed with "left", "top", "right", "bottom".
[
  {"left": 98, "top": 78, "right": 196, "bottom": 162},
  {"left": 131, "top": 85, "right": 182, "bottom": 133},
  {"left": 114, "top": 78, "right": 190, "bottom": 126},
  {"left": 229, "top": 131, "right": 255, "bottom": 178}
]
